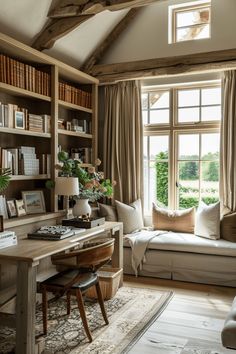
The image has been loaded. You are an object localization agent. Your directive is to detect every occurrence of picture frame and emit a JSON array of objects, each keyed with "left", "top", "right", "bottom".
[
  {"left": 6, "top": 199, "right": 17, "bottom": 218},
  {"left": 14, "top": 111, "right": 25, "bottom": 130},
  {"left": 15, "top": 199, "right": 27, "bottom": 217},
  {"left": 66, "top": 121, "right": 71, "bottom": 131},
  {"left": 22, "top": 190, "right": 46, "bottom": 215},
  {"left": 0, "top": 215, "right": 3, "bottom": 232},
  {"left": 0, "top": 196, "right": 8, "bottom": 220}
]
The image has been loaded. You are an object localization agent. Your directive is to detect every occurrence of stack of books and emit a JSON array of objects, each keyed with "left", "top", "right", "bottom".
[
  {"left": 28, "top": 225, "right": 86, "bottom": 240},
  {"left": 20, "top": 146, "right": 39, "bottom": 175}
]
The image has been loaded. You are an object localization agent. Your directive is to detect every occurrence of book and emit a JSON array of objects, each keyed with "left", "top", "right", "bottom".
[{"left": 27, "top": 225, "right": 86, "bottom": 240}]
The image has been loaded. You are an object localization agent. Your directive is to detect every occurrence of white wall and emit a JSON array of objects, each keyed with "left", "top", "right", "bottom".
[{"left": 102, "top": 0, "right": 236, "bottom": 64}]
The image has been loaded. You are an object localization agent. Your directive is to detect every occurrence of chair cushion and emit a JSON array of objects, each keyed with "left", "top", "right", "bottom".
[{"left": 41, "top": 270, "right": 98, "bottom": 292}]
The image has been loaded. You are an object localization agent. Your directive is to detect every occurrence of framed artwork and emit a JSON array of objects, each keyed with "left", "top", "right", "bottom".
[
  {"left": 0, "top": 215, "right": 3, "bottom": 232},
  {"left": 14, "top": 111, "right": 25, "bottom": 129},
  {"left": 6, "top": 199, "right": 17, "bottom": 218},
  {"left": 22, "top": 190, "right": 46, "bottom": 214},
  {"left": 0, "top": 195, "right": 8, "bottom": 220},
  {"left": 15, "top": 199, "right": 26, "bottom": 217},
  {"left": 66, "top": 121, "right": 71, "bottom": 131}
]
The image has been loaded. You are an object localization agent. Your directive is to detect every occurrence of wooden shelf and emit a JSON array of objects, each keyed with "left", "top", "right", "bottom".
[
  {"left": 4, "top": 212, "right": 65, "bottom": 229},
  {"left": 58, "top": 129, "right": 93, "bottom": 139},
  {"left": 0, "top": 127, "right": 51, "bottom": 138},
  {"left": 10, "top": 174, "right": 50, "bottom": 181},
  {"left": 58, "top": 100, "right": 92, "bottom": 114},
  {"left": 0, "top": 82, "right": 51, "bottom": 102}
]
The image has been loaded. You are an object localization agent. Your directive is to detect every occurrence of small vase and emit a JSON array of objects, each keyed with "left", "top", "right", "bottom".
[{"left": 73, "top": 198, "right": 91, "bottom": 217}]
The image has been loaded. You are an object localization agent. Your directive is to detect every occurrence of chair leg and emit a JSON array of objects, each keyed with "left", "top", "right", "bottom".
[
  {"left": 67, "top": 291, "right": 71, "bottom": 315},
  {"left": 42, "top": 286, "right": 48, "bottom": 335},
  {"left": 95, "top": 282, "right": 109, "bottom": 325},
  {"left": 76, "top": 289, "right": 93, "bottom": 343}
]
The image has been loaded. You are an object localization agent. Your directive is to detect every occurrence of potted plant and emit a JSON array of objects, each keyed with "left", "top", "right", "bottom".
[{"left": 55, "top": 151, "right": 115, "bottom": 216}]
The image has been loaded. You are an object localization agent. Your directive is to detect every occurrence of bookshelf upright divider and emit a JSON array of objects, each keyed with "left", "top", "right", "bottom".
[{"left": 0, "top": 32, "right": 99, "bottom": 221}]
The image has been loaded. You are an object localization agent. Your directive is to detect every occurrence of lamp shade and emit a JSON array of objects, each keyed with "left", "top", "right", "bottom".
[{"left": 55, "top": 177, "right": 79, "bottom": 196}]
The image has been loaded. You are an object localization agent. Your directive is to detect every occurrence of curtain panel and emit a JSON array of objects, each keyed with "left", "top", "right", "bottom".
[
  {"left": 220, "top": 71, "right": 236, "bottom": 213},
  {"left": 103, "top": 80, "right": 143, "bottom": 204}
]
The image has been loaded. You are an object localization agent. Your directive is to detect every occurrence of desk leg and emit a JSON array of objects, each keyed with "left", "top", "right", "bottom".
[
  {"left": 111, "top": 225, "right": 123, "bottom": 287},
  {"left": 16, "top": 261, "right": 37, "bottom": 354}
]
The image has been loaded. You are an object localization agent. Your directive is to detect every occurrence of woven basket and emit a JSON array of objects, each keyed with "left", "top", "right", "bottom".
[{"left": 86, "top": 267, "right": 122, "bottom": 300}]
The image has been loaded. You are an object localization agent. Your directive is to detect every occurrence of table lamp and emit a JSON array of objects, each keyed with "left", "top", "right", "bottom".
[{"left": 55, "top": 177, "right": 79, "bottom": 219}]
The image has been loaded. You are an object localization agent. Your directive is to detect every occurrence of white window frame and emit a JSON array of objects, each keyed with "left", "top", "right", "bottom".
[
  {"left": 170, "top": 1, "right": 211, "bottom": 44},
  {"left": 143, "top": 81, "right": 221, "bottom": 212}
]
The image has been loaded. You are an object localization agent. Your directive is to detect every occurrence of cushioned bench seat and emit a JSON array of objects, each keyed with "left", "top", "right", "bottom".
[{"left": 123, "top": 232, "right": 236, "bottom": 287}]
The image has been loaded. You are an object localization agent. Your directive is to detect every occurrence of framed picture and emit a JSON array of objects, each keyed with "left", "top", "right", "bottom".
[
  {"left": 22, "top": 190, "right": 46, "bottom": 215},
  {"left": 0, "top": 196, "right": 8, "bottom": 220},
  {"left": 15, "top": 199, "right": 26, "bottom": 217},
  {"left": 14, "top": 111, "right": 25, "bottom": 129},
  {"left": 6, "top": 199, "right": 17, "bottom": 218},
  {"left": 66, "top": 121, "right": 71, "bottom": 131}
]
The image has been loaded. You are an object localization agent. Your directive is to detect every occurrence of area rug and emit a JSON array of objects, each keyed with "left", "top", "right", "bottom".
[{"left": 0, "top": 287, "right": 173, "bottom": 354}]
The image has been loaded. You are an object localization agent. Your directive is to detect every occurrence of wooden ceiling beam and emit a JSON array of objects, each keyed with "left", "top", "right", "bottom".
[
  {"left": 81, "top": 7, "right": 142, "bottom": 73},
  {"left": 90, "top": 48, "right": 236, "bottom": 82},
  {"left": 32, "top": 15, "right": 93, "bottom": 51}
]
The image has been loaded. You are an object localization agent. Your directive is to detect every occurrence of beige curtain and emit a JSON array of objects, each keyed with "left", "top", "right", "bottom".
[
  {"left": 220, "top": 71, "right": 236, "bottom": 213},
  {"left": 103, "top": 80, "right": 143, "bottom": 204}
]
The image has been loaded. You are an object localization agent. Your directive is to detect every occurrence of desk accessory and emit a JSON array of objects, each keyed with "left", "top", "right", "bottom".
[
  {"left": 62, "top": 216, "right": 105, "bottom": 229},
  {"left": 28, "top": 225, "right": 85, "bottom": 240},
  {"left": 55, "top": 177, "right": 79, "bottom": 219},
  {"left": 0, "top": 231, "right": 17, "bottom": 249}
]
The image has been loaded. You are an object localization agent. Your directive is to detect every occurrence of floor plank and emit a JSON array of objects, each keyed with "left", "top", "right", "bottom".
[{"left": 124, "top": 276, "right": 236, "bottom": 354}]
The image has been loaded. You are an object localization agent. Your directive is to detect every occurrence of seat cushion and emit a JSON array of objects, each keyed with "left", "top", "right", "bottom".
[
  {"left": 42, "top": 270, "right": 98, "bottom": 292},
  {"left": 124, "top": 231, "right": 236, "bottom": 257}
]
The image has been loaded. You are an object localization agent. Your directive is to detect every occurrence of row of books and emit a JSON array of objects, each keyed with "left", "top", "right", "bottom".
[
  {"left": 0, "top": 146, "right": 51, "bottom": 175},
  {"left": 0, "top": 54, "right": 51, "bottom": 96},
  {"left": 59, "top": 82, "right": 92, "bottom": 109},
  {"left": 0, "top": 102, "right": 51, "bottom": 133}
]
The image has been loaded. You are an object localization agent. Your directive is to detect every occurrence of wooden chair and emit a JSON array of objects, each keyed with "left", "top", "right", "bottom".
[{"left": 39, "top": 238, "right": 114, "bottom": 342}]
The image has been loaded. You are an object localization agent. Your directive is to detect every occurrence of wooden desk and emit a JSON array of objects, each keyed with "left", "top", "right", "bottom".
[{"left": 0, "top": 221, "right": 123, "bottom": 354}]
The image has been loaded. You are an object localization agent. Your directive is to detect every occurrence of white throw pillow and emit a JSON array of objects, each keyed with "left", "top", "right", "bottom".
[
  {"left": 115, "top": 199, "right": 144, "bottom": 234},
  {"left": 195, "top": 201, "right": 220, "bottom": 240}
]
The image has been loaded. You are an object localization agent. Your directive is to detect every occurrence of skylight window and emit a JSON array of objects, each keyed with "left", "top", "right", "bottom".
[{"left": 170, "top": 1, "right": 211, "bottom": 43}]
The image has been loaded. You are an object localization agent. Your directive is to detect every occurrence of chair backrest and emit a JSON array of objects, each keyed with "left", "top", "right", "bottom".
[{"left": 51, "top": 238, "right": 114, "bottom": 270}]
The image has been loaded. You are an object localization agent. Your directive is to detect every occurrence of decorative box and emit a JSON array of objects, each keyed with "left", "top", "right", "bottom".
[{"left": 62, "top": 216, "right": 105, "bottom": 229}]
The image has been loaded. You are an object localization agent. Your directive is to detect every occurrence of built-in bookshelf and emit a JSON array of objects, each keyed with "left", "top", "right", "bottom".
[{"left": 0, "top": 32, "right": 98, "bottom": 221}]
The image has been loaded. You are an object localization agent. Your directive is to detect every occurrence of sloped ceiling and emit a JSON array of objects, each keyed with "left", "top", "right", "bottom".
[{"left": 0, "top": 0, "right": 236, "bottom": 73}]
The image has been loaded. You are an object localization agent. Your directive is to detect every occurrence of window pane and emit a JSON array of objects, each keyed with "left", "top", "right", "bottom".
[
  {"left": 177, "top": 24, "right": 209, "bottom": 42},
  {"left": 201, "top": 106, "right": 221, "bottom": 121},
  {"left": 178, "top": 162, "right": 199, "bottom": 209},
  {"left": 178, "top": 107, "right": 199, "bottom": 123},
  {"left": 178, "top": 89, "right": 200, "bottom": 107},
  {"left": 141, "top": 93, "right": 148, "bottom": 109},
  {"left": 201, "top": 133, "right": 220, "bottom": 160},
  {"left": 179, "top": 134, "right": 199, "bottom": 160},
  {"left": 201, "top": 161, "right": 219, "bottom": 205},
  {"left": 143, "top": 136, "right": 149, "bottom": 212},
  {"left": 176, "top": 8, "right": 210, "bottom": 27},
  {"left": 150, "top": 109, "right": 169, "bottom": 124},
  {"left": 156, "top": 162, "right": 169, "bottom": 207},
  {"left": 142, "top": 110, "right": 148, "bottom": 124},
  {"left": 150, "top": 91, "right": 169, "bottom": 109},
  {"left": 201, "top": 87, "right": 221, "bottom": 105},
  {"left": 150, "top": 136, "right": 169, "bottom": 160}
]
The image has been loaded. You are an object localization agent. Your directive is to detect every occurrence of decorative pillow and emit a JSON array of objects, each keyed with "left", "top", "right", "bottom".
[
  {"left": 98, "top": 203, "right": 118, "bottom": 222},
  {"left": 152, "top": 203, "right": 195, "bottom": 233},
  {"left": 221, "top": 212, "right": 236, "bottom": 242},
  {"left": 115, "top": 199, "right": 144, "bottom": 234},
  {"left": 195, "top": 201, "right": 220, "bottom": 240}
]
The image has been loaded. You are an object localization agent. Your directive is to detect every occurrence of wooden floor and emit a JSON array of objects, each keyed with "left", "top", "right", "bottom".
[{"left": 124, "top": 275, "right": 236, "bottom": 354}]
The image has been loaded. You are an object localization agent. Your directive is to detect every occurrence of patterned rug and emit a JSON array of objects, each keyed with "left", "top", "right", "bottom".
[{"left": 0, "top": 287, "right": 173, "bottom": 354}]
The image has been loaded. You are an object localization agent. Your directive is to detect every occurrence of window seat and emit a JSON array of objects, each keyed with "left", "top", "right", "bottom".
[{"left": 123, "top": 231, "right": 236, "bottom": 287}]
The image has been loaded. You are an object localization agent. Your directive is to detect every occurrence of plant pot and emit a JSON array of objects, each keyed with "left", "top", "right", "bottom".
[{"left": 73, "top": 198, "right": 91, "bottom": 217}]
